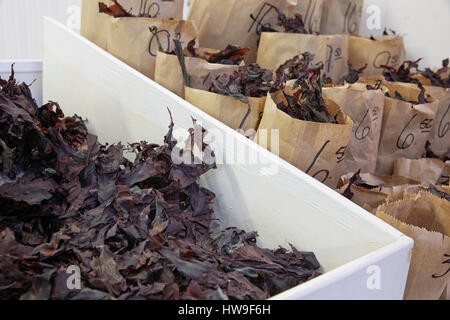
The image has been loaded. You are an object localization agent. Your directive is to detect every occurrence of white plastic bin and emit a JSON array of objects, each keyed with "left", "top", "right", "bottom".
[
  {"left": 42, "top": 17, "right": 413, "bottom": 300},
  {"left": 0, "top": 60, "right": 42, "bottom": 106}
]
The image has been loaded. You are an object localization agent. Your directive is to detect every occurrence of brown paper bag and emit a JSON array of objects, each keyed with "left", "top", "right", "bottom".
[
  {"left": 424, "top": 86, "right": 450, "bottom": 157},
  {"left": 376, "top": 211, "right": 450, "bottom": 300},
  {"left": 320, "top": 0, "right": 363, "bottom": 35},
  {"left": 376, "top": 82, "right": 439, "bottom": 175},
  {"left": 117, "top": 0, "right": 184, "bottom": 18},
  {"left": 323, "top": 84, "right": 384, "bottom": 174},
  {"left": 256, "top": 33, "right": 349, "bottom": 80},
  {"left": 188, "top": 0, "right": 324, "bottom": 63},
  {"left": 154, "top": 50, "right": 242, "bottom": 98},
  {"left": 81, "top": 0, "right": 184, "bottom": 50},
  {"left": 439, "top": 161, "right": 450, "bottom": 185},
  {"left": 256, "top": 88, "right": 353, "bottom": 188},
  {"left": 184, "top": 87, "right": 266, "bottom": 133},
  {"left": 107, "top": 18, "right": 198, "bottom": 79},
  {"left": 375, "top": 193, "right": 450, "bottom": 300},
  {"left": 81, "top": 0, "right": 112, "bottom": 49},
  {"left": 337, "top": 173, "right": 420, "bottom": 209},
  {"left": 347, "top": 185, "right": 387, "bottom": 210},
  {"left": 349, "top": 35, "right": 406, "bottom": 77},
  {"left": 381, "top": 184, "right": 423, "bottom": 203},
  {"left": 393, "top": 158, "right": 445, "bottom": 185}
]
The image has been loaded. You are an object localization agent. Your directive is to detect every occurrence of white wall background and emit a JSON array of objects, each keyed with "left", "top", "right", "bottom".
[
  {"left": 0, "top": 0, "right": 81, "bottom": 60},
  {"left": 0, "top": 0, "right": 449, "bottom": 66},
  {"left": 360, "top": 0, "right": 450, "bottom": 68}
]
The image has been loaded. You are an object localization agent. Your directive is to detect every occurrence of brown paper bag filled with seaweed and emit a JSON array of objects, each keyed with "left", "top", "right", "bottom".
[
  {"left": 81, "top": 0, "right": 184, "bottom": 50},
  {"left": 323, "top": 83, "right": 384, "bottom": 174},
  {"left": 256, "top": 63, "right": 353, "bottom": 188},
  {"left": 374, "top": 193, "right": 450, "bottom": 300},
  {"left": 185, "top": 64, "right": 274, "bottom": 134},
  {"left": 257, "top": 32, "right": 349, "bottom": 81},
  {"left": 338, "top": 171, "right": 420, "bottom": 209},
  {"left": 154, "top": 40, "right": 248, "bottom": 98},
  {"left": 82, "top": 0, "right": 197, "bottom": 79},
  {"left": 381, "top": 59, "right": 450, "bottom": 157},
  {"left": 188, "top": 0, "right": 324, "bottom": 64},
  {"left": 426, "top": 87, "right": 450, "bottom": 157},
  {"left": 349, "top": 33, "right": 405, "bottom": 77},
  {"left": 320, "top": 0, "right": 363, "bottom": 35},
  {"left": 369, "top": 81, "right": 439, "bottom": 175}
]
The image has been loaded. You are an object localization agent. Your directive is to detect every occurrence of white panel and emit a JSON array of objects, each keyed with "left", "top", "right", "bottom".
[
  {"left": 43, "top": 18, "right": 413, "bottom": 299},
  {"left": 0, "top": 0, "right": 81, "bottom": 59},
  {"left": 359, "top": 0, "right": 450, "bottom": 68}
]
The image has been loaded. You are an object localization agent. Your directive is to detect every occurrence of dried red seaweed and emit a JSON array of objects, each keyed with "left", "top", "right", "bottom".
[
  {"left": 208, "top": 64, "right": 274, "bottom": 103},
  {"left": 274, "top": 54, "right": 337, "bottom": 123},
  {"left": 99, "top": 0, "right": 134, "bottom": 17},
  {"left": 336, "top": 63, "right": 367, "bottom": 85},
  {"left": 342, "top": 170, "right": 378, "bottom": 200},
  {"left": 181, "top": 39, "right": 249, "bottom": 66},
  {"left": 382, "top": 58, "right": 421, "bottom": 83},
  {"left": 420, "top": 58, "right": 450, "bottom": 88},
  {"left": 249, "top": 3, "right": 309, "bottom": 36}
]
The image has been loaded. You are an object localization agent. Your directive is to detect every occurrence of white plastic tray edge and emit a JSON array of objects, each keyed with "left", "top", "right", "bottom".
[{"left": 270, "top": 235, "right": 412, "bottom": 299}]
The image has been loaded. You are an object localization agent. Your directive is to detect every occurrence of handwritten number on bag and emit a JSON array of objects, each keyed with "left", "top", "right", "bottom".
[
  {"left": 250, "top": 1, "right": 319, "bottom": 34},
  {"left": 420, "top": 118, "right": 433, "bottom": 134},
  {"left": 432, "top": 254, "right": 450, "bottom": 279},
  {"left": 336, "top": 146, "right": 347, "bottom": 163},
  {"left": 148, "top": 29, "right": 171, "bottom": 56},
  {"left": 148, "top": 30, "right": 182, "bottom": 57},
  {"left": 355, "top": 108, "right": 371, "bottom": 140},
  {"left": 438, "top": 104, "right": 450, "bottom": 138},
  {"left": 304, "top": 0, "right": 319, "bottom": 33},
  {"left": 139, "top": 0, "right": 161, "bottom": 18},
  {"left": 306, "top": 141, "right": 347, "bottom": 182},
  {"left": 373, "top": 51, "right": 400, "bottom": 69},
  {"left": 396, "top": 114, "right": 417, "bottom": 150},
  {"left": 343, "top": 1, "right": 358, "bottom": 34},
  {"left": 306, "top": 140, "right": 330, "bottom": 182},
  {"left": 325, "top": 46, "right": 343, "bottom": 73},
  {"left": 248, "top": 3, "right": 277, "bottom": 34}
]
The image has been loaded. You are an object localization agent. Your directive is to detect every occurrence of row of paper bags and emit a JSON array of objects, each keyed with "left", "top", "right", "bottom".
[
  {"left": 81, "top": 0, "right": 406, "bottom": 81},
  {"left": 337, "top": 173, "right": 449, "bottom": 300}
]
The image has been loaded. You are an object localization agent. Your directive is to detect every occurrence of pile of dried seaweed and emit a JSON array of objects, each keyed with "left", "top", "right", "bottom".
[
  {"left": 250, "top": 3, "right": 309, "bottom": 35},
  {"left": 275, "top": 55, "right": 337, "bottom": 124},
  {"left": 336, "top": 63, "right": 367, "bottom": 85},
  {"left": 208, "top": 64, "right": 274, "bottom": 104},
  {"left": 183, "top": 39, "right": 250, "bottom": 66},
  {"left": 420, "top": 58, "right": 450, "bottom": 88},
  {"left": 0, "top": 69, "right": 321, "bottom": 300},
  {"left": 342, "top": 170, "right": 450, "bottom": 203},
  {"left": 382, "top": 59, "right": 421, "bottom": 83},
  {"left": 385, "top": 83, "right": 429, "bottom": 105},
  {"left": 274, "top": 53, "right": 315, "bottom": 89},
  {"left": 275, "top": 53, "right": 365, "bottom": 87}
]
